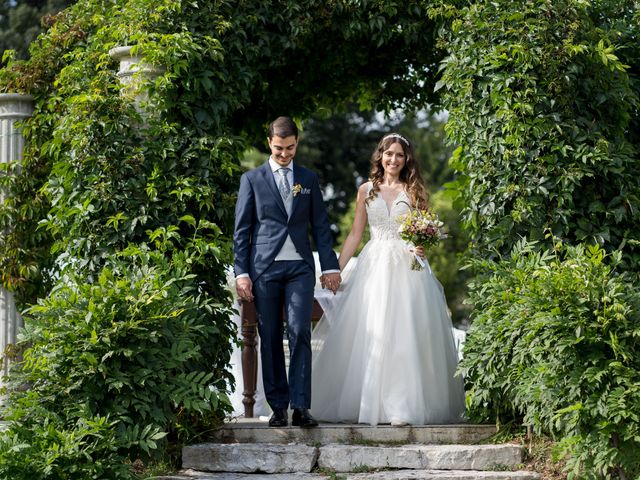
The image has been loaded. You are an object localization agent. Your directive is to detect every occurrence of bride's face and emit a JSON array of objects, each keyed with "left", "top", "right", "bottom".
[{"left": 381, "top": 142, "right": 406, "bottom": 177}]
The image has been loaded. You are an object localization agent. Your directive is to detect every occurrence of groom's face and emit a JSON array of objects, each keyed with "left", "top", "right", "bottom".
[{"left": 268, "top": 135, "right": 298, "bottom": 167}]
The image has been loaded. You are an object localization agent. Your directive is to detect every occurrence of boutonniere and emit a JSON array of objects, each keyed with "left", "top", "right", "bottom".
[{"left": 292, "top": 183, "right": 311, "bottom": 197}]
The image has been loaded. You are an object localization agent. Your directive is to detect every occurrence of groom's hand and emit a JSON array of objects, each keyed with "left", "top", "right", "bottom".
[
  {"left": 321, "top": 272, "right": 341, "bottom": 295},
  {"left": 236, "top": 277, "right": 254, "bottom": 302}
]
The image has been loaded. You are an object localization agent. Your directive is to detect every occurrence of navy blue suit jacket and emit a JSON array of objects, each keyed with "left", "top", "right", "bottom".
[{"left": 233, "top": 161, "right": 339, "bottom": 281}]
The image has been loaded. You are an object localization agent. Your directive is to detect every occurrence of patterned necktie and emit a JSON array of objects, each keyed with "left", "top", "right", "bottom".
[{"left": 277, "top": 167, "right": 291, "bottom": 200}]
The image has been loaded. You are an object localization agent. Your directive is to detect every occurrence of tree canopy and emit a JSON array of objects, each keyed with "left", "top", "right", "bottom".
[{"left": 0, "top": 0, "right": 71, "bottom": 60}]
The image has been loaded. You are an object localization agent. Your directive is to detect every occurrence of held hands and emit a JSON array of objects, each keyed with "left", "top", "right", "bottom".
[
  {"left": 320, "top": 272, "right": 342, "bottom": 295},
  {"left": 237, "top": 273, "right": 342, "bottom": 300},
  {"left": 235, "top": 277, "right": 254, "bottom": 302}
]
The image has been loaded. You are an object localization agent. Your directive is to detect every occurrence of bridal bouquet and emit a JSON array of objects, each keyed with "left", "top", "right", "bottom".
[{"left": 398, "top": 209, "right": 448, "bottom": 271}]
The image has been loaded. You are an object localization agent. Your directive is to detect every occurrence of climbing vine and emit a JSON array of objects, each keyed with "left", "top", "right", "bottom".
[
  {"left": 0, "top": 0, "right": 442, "bottom": 477},
  {"left": 435, "top": 0, "right": 640, "bottom": 275}
]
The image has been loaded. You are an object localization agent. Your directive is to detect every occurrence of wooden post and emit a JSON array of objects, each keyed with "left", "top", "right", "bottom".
[
  {"left": 239, "top": 300, "right": 258, "bottom": 418},
  {"left": 239, "top": 298, "right": 324, "bottom": 417}
]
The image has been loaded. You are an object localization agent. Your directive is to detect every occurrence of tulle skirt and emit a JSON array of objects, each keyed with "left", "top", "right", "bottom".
[{"left": 311, "top": 238, "right": 466, "bottom": 425}]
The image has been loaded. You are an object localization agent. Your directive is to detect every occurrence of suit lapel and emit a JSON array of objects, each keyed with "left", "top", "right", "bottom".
[
  {"left": 260, "top": 161, "right": 288, "bottom": 217},
  {"left": 290, "top": 167, "right": 302, "bottom": 218}
]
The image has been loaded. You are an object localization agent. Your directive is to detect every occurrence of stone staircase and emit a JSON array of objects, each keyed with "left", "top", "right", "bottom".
[{"left": 156, "top": 420, "right": 540, "bottom": 480}]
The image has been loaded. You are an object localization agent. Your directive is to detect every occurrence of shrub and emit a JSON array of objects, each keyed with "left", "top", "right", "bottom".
[
  {"left": 0, "top": 243, "right": 234, "bottom": 478},
  {"left": 460, "top": 239, "right": 640, "bottom": 479}
]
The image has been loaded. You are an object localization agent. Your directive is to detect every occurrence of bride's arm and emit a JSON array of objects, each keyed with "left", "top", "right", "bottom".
[{"left": 338, "top": 183, "right": 368, "bottom": 271}]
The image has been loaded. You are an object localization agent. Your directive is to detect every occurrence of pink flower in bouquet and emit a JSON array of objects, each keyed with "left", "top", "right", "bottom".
[{"left": 397, "top": 209, "right": 448, "bottom": 270}]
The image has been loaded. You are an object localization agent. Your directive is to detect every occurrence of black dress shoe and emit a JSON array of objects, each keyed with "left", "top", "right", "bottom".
[
  {"left": 292, "top": 408, "right": 319, "bottom": 428},
  {"left": 268, "top": 408, "right": 288, "bottom": 427}
]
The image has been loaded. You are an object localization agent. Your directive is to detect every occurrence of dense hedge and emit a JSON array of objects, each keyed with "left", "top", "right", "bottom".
[
  {"left": 435, "top": 0, "right": 640, "bottom": 277},
  {"left": 460, "top": 241, "right": 640, "bottom": 479},
  {"left": 0, "top": 245, "right": 230, "bottom": 478},
  {"left": 0, "top": 1, "right": 243, "bottom": 474},
  {"left": 433, "top": 1, "right": 640, "bottom": 477}
]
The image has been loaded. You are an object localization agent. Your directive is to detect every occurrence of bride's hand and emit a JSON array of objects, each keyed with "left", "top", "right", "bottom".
[
  {"left": 413, "top": 245, "right": 425, "bottom": 258},
  {"left": 321, "top": 272, "right": 341, "bottom": 294}
]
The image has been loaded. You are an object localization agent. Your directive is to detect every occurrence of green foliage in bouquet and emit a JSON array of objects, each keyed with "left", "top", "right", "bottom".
[
  {"left": 398, "top": 208, "right": 448, "bottom": 270},
  {"left": 434, "top": 0, "right": 640, "bottom": 278},
  {"left": 460, "top": 239, "right": 640, "bottom": 479}
]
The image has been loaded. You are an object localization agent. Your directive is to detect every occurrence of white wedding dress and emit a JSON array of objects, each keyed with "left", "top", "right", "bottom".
[{"left": 310, "top": 183, "right": 466, "bottom": 425}]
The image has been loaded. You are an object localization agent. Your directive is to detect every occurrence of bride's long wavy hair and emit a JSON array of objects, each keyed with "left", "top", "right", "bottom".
[{"left": 366, "top": 133, "right": 429, "bottom": 210}]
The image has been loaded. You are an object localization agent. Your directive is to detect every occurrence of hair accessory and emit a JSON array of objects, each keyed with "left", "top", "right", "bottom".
[{"left": 382, "top": 133, "right": 410, "bottom": 146}]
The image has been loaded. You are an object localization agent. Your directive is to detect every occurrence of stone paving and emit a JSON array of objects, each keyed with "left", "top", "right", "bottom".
[
  {"left": 159, "top": 470, "right": 541, "bottom": 480},
  {"left": 153, "top": 420, "right": 541, "bottom": 480}
]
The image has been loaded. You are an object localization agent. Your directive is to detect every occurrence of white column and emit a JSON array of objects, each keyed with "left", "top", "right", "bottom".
[
  {"left": 0, "top": 93, "right": 33, "bottom": 381},
  {"left": 108, "top": 46, "right": 165, "bottom": 112}
]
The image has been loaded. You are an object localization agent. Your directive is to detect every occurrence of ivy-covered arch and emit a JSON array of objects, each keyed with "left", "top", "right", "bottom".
[
  {"left": 0, "top": 1, "right": 449, "bottom": 477},
  {"left": 0, "top": 0, "right": 638, "bottom": 477},
  {"left": 1, "top": 0, "right": 445, "bottom": 300}
]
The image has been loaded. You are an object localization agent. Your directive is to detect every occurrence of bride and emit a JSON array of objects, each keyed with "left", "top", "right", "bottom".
[{"left": 312, "top": 133, "right": 466, "bottom": 426}]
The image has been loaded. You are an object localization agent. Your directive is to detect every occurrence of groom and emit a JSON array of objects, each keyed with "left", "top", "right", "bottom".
[{"left": 234, "top": 117, "right": 341, "bottom": 428}]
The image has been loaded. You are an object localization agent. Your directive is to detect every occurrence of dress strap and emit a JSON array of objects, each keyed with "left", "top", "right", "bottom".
[{"left": 365, "top": 181, "right": 373, "bottom": 194}]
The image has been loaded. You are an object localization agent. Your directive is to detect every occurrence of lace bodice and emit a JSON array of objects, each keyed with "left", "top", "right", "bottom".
[{"left": 366, "top": 183, "right": 412, "bottom": 241}]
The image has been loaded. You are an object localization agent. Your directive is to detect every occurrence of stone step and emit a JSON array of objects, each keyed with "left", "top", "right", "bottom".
[
  {"left": 158, "top": 469, "right": 540, "bottom": 479},
  {"left": 183, "top": 443, "right": 317, "bottom": 474},
  {"left": 318, "top": 444, "right": 523, "bottom": 472},
  {"left": 214, "top": 419, "right": 496, "bottom": 446},
  {"left": 181, "top": 443, "right": 524, "bottom": 474}
]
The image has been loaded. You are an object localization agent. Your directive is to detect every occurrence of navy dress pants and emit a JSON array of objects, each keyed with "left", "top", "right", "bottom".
[{"left": 253, "top": 260, "right": 315, "bottom": 410}]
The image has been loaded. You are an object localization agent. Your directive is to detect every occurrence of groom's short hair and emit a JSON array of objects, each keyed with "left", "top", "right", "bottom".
[{"left": 268, "top": 116, "right": 298, "bottom": 139}]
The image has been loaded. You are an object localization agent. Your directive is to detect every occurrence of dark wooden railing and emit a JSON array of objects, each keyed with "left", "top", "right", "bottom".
[{"left": 238, "top": 299, "right": 324, "bottom": 418}]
